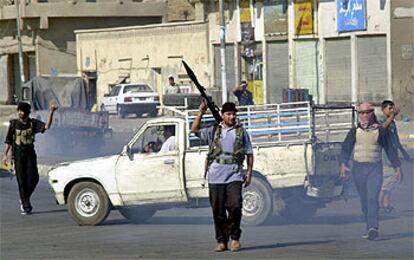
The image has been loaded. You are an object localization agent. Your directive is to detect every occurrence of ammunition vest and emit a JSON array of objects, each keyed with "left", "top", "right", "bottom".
[
  {"left": 206, "top": 124, "right": 246, "bottom": 166},
  {"left": 354, "top": 128, "right": 382, "bottom": 163},
  {"left": 13, "top": 120, "right": 35, "bottom": 146}
]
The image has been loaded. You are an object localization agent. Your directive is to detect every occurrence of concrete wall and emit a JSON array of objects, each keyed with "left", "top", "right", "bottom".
[
  {"left": 390, "top": 0, "right": 414, "bottom": 119},
  {"left": 76, "top": 21, "right": 209, "bottom": 106}
]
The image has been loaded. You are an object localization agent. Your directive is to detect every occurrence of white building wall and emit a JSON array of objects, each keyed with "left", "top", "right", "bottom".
[{"left": 76, "top": 21, "right": 209, "bottom": 106}]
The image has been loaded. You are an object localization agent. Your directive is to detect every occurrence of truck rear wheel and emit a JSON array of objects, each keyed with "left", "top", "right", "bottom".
[
  {"left": 67, "top": 182, "right": 111, "bottom": 226},
  {"left": 118, "top": 206, "right": 156, "bottom": 223},
  {"left": 242, "top": 177, "right": 272, "bottom": 226}
]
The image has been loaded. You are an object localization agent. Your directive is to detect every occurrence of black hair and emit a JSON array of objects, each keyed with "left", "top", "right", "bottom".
[
  {"left": 17, "top": 102, "right": 31, "bottom": 115},
  {"left": 164, "top": 125, "right": 175, "bottom": 135},
  {"left": 168, "top": 76, "right": 174, "bottom": 81},
  {"left": 381, "top": 100, "right": 395, "bottom": 110}
]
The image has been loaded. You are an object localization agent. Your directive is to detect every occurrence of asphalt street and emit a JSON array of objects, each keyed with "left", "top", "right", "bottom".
[
  {"left": 0, "top": 160, "right": 413, "bottom": 259},
  {"left": 0, "top": 113, "right": 413, "bottom": 259}
]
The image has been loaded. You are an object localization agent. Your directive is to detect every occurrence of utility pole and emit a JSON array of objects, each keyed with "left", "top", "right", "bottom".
[
  {"left": 219, "top": 0, "right": 227, "bottom": 103},
  {"left": 15, "top": 0, "right": 26, "bottom": 89}
]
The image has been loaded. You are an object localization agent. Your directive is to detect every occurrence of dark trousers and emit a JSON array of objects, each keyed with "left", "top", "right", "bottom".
[
  {"left": 14, "top": 147, "right": 39, "bottom": 210},
  {"left": 352, "top": 161, "right": 383, "bottom": 230},
  {"left": 209, "top": 181, "right": 243, "bottom": 243}
]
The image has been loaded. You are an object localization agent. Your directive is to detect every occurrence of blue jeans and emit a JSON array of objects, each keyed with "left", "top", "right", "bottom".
[{"left": 352, "top": 161, "right": 383, "bottom": 230}]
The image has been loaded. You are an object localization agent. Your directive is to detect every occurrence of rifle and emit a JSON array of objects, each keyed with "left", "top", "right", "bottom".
[{"left": 182, "top": 60, "right": 222, "bottom": 123}]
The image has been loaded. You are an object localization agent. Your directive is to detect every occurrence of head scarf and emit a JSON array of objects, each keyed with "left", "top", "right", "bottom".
[{"left": 357, "top": 103, "right": 380, "bottom": 130}]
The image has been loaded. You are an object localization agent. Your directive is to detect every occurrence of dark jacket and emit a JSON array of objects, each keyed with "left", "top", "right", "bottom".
[{"left": 339, "top": 127, "right": 401, "bottom": 169}]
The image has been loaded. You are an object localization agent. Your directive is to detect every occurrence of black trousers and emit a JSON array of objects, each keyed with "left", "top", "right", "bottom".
[
  {"left": 352, "top": 161, "right": 383, "bottom": 230},
  {"left": 209, "top": 181, "right": 243, "bottom": 243},
  {"left": 14, "top": 147, "right": 39, "bottom": 210}
]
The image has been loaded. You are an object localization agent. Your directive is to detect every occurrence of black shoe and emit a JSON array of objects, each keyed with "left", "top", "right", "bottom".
[
  {"left": 367, "top": 228, "right": 378, "bottom": 240},
  {"left": 20, "top": 205, "right": 32, "bottom": 215}
]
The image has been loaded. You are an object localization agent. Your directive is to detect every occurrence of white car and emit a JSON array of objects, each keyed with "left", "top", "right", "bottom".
[{"left": 101, "top": 83, "right": 160, "bottom": 118}]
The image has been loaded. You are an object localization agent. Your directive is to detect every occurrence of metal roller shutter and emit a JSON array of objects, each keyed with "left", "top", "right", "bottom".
[
  {"left": 325, "top": 38, "right": 351, "bottom": 103},
  {"left": 357, "top": 36, "right": 387, "bottom": 102},
  {"left": 295, "top": 40, "right": 319, "bottom": 103},
  {"left": 267, "top": 41, "right": 289, "bottom": 104}
]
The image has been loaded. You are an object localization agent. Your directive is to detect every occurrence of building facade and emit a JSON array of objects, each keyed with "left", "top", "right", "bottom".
[
  {"left": 71, "top": 0, "right": 412, "bottom": 114},
  {"left": 0, "top": 0, "right": 168, "bottom": 104},
  {"left": 76, "top": 21, "right": 209, "bottom": 107},
  {"left": 205, "top": 0, "right": 412, "bottom": 115}
]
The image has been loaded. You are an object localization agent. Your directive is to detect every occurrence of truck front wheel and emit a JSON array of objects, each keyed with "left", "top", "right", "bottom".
[
  {"left": 242, "top": 177, "right": 272, "bottom": 226},
  {"left": 67, "top": 182, "right": 111, "bottom": 226},
  {"left": 118, "top": 206, "right": 156, "bottom": 223}
]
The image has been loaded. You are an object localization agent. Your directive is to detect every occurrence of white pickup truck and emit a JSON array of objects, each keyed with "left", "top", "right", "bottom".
[{"left": 48, "top": 102, "right": 355, "bottom": 226}]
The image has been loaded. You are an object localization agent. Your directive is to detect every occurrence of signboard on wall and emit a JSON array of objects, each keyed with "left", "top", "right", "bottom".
[
  {"left": 240, "top": 0, "right": 256, "bottom": 57},
  {"left": 336, "top": 0, "right": 366, "bottom": 32},
  {"left": 294, "top": 0, "right": 314, "bottom": 35},
  {"left": 264, "top": 0, "right": 288, "bottom": 34}
]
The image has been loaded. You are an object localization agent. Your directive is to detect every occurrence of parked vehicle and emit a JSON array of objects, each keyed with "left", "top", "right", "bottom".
[
  {"left": 48, "top": 102, "right": 355, "bottom": 226},
  {"left": 21, "top": 76, "right": 112, "bottom": 155},
  {"left": 101, "top": 83, "right": 160, "bottom": 118}
]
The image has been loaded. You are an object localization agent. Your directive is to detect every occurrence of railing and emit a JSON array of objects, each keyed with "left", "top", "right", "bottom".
[{"left": 159, "top": 101, "right": 355, "bottom": 148}]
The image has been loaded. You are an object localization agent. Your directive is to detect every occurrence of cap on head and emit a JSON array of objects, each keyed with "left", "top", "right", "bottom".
[
  {"left": 357, "top": 102, "right": 374, "bottom": 113},
  {"left": 221, "top": 102, "right": 238, "bottom": 113},
  {"left": 381, "top": 100, "right": 395, "bottom": 110},
  {"left": 17, "top": 102, "right": 31, "bottom": 114}
]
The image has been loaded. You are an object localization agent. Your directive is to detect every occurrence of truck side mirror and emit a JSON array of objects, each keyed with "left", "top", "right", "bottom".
[
  {"left": 122, "top": 145, "right": 134, "bottom": 161},
  {"left": 103, "top": 93, "right": 109, "bottom": 97}
]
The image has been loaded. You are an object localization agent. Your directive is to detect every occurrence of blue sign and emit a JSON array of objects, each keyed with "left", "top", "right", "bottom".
[{"left": 336, "top": 0, "right": 366, "bottom": 32}]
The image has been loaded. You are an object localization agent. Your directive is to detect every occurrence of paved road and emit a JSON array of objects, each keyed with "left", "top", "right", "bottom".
[{"left": 1, "top": 160, "right": 413, "bottom": 259}]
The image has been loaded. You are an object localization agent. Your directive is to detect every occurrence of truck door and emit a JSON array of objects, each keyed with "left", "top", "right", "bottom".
[{"left": 115, "top": 123, "right": 187, "bottom": 205}]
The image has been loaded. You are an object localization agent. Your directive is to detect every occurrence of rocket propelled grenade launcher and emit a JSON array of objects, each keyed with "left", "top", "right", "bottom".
[{"left": 182, "top": 60, "right": 222, "bottom": 123}]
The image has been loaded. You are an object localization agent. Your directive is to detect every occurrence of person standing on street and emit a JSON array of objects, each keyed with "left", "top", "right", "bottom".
[
  {"left": 2, "top": 102, "right": 57, "bottom": 215},
  {"left": 339, "top": 102, "right": 401, "bottom": 240},
  {"left": 165, "top": 76, "right": 181, "bottom": 94},
  {"left": 191, "top": 101, "right": 254, "bottom": 252},
  {"left": 378, "top": 100, "right": 410, "bottom": 213},
  {"left": 233, "top": 80, "right": 254, "bottom": 106}
]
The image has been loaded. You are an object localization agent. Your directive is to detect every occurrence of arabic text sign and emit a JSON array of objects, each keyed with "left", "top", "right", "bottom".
[
  {"left": 294, "top": 0, "right": 314, "bottom": 35},
  {"left": 337, "top": 0, "right": 366, "bottom": 32}
]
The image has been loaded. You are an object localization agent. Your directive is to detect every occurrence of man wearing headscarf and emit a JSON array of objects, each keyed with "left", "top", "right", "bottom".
[
  {"left": 2, "top": 102, "right": 57, "bottom": 215},
  {"left": 339, "top": 102, "right": 401, "bottom": 240}
]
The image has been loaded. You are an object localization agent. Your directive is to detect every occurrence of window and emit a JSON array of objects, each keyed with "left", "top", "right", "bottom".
[
  {"left": 131, "top": 125, "right": 177, "bottom": 154},
  {"left": 123, "top": 84, "right": 152, "bottom": 94},
  {"left": 109, "top": 86, "right": 120, "bottom": 97}
]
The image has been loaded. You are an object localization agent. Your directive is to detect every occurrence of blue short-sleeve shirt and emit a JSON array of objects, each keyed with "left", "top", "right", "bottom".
[{"left": 197, "top": 124, "right": 253, "bottom": 184}]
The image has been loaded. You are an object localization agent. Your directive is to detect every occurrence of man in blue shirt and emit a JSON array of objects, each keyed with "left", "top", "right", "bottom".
[{"left": 191, "top": 101, "right": 253, "bottom": 252}]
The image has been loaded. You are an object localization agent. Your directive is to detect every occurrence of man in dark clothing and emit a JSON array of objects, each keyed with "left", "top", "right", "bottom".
[
  {"left": 339, "top": 103, "right": 401, "bottom": 240},
  {"left": 2, "top": 102, "right": 57, "bottom": 215},
  {"left": 191, "top": 101, "right": 253, "bottom": 252},
  {"left": 233, "top": 80, "right": 254, "bottom": 106}
]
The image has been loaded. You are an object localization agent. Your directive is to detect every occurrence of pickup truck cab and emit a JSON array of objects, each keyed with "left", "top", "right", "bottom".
[{"left": 48, "top": 102, "right": 355, "bottom": 226}]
